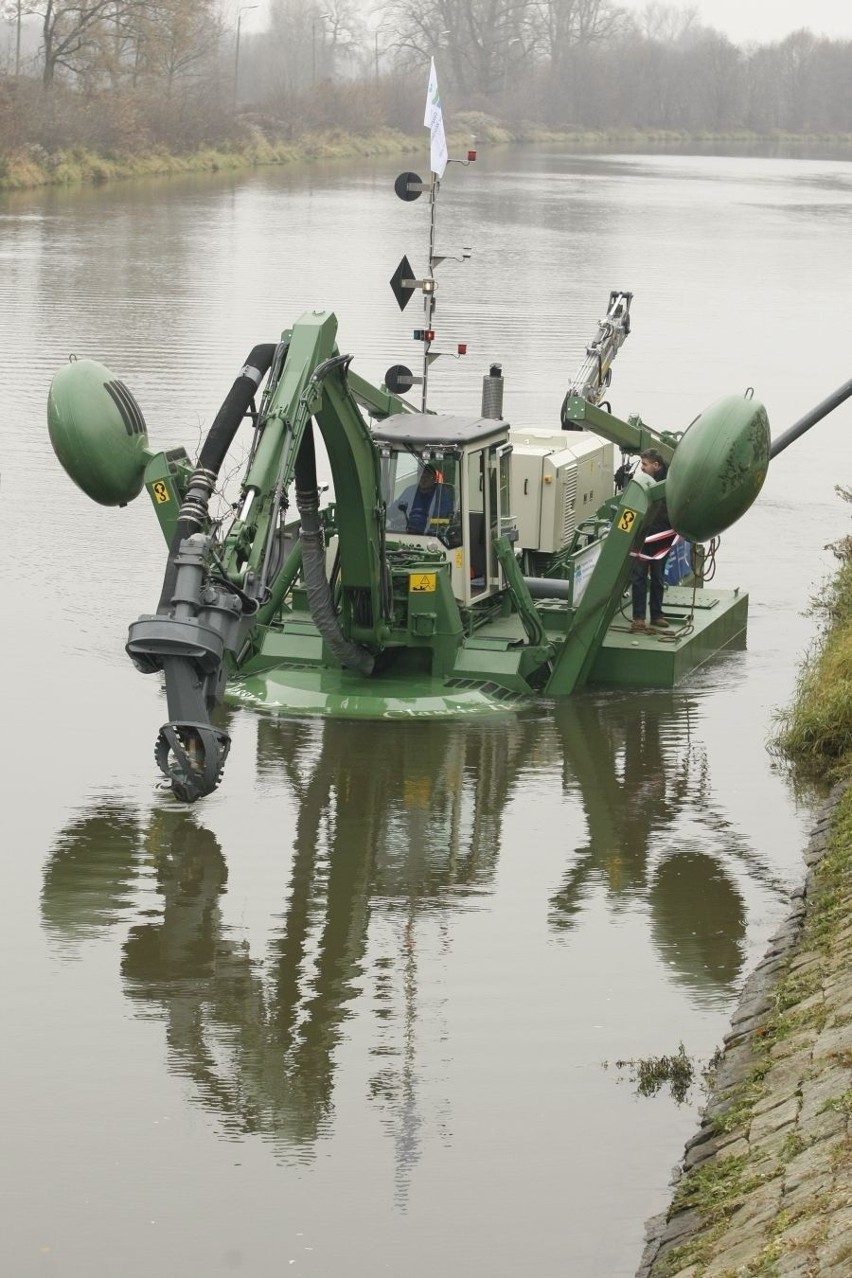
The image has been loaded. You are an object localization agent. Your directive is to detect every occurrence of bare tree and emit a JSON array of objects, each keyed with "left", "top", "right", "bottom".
[
  {"left": 28, "top": 0, "right": 219, "bottom": 90},
  {"left": 258, "top": 0, "right": 363, "bottom": 96},
  {"left": 774, "top": 28, "right": 817, "bottom": 130},
  {"left": 33, "top": 0, "right": 126, "bottom": 84},
  {"left": 132, "top": 0, "right": 220, "bottom": 96},
  {"left": 376, "top": 0, "right": 536, "bottom": 96},
  {"left": 678, "top": 30, "right": 743, "bottom": 129},
  {"left": 323, "top": 0, "right": 365, "bottom": 69},
  {"left": 632, "top": 2, "right": 700, "bottom": 44},
  {"left": 802, "top": 38, "right": 852, "bottom": 132},
  {"left": 533, "top": 0, "right": 628, "bottom": 73}
]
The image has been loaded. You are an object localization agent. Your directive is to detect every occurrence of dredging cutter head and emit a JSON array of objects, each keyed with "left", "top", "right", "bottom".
[
  {"left": 127, "top": 535, "right": 252, "bottom": 804},
  {"left": 154, "top": 722, "right": 231, "bottom": 804}
]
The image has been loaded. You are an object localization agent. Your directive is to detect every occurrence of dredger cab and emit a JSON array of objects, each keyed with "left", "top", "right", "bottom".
[
  {"left": 371, "top": 403, "right": 616, "bottom": 608},
  {"left": 373, "top": 412, "right": 514, "bottom": 606}
]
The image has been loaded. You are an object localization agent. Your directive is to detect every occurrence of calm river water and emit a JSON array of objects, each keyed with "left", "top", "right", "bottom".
[{"left": 2, "top": 145, "right": 851, "bottom": 1277}]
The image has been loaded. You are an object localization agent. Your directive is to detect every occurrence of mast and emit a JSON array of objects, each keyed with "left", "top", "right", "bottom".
[
  {"left": 422, "top": 172, "right": 438, "bottom": 411},
  {"left": 386, "top": 60, "right": 475, "bottom": 411}
]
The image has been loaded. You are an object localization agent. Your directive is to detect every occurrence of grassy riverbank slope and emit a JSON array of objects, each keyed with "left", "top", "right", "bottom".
[
  {"left": 4, "top": 118, "right": 852, "bottom": 192},
  {"left": 774, "top": 491, "right": 852, "bottom": 784},
  {"left": 0, "top": 123, "right": 428, "bottom": 189}
]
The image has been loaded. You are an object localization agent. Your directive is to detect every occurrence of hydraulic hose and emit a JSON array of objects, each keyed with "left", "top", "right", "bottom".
[
  {"left": 294, "top": 425, "right": 375, "bottom": 675},
  {"left": 157, "top": 344, "right": 277, "bottom": 613}
]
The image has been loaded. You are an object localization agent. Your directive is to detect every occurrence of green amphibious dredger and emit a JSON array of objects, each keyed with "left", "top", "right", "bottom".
[{"left": 48, "top": 150, "right": 852, "bottom": 803}]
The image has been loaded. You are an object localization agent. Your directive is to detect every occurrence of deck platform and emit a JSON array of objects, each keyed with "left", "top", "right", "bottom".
[{"left": 590, "top": 586, "right": 748, "bottom": 687}]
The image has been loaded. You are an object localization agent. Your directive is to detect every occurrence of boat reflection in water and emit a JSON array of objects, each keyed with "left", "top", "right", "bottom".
[
  {"left": 550, "top": 693, "right": 777, "bottom": 1005},
  {"left": 41, "top": 801, "right": 144, "bottom": 944},
  {"left": 41, "top": 694, "right": 785, "bottom": 1171}
]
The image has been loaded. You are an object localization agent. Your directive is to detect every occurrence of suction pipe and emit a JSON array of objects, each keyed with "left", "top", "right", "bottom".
[{"left": 157, "top": 345, "right": 277, "bottom": 613}]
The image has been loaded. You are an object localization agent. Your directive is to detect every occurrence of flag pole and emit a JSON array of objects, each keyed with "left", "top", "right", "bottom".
[
  {"left": 422, "top": 57, "right": 448, "bottom": 412},
  {"left": 422, "top": 173, "right": 439, "bottom": 411},
  {"left": 387, "top": 60, "right": 472, "bottom": 410}
]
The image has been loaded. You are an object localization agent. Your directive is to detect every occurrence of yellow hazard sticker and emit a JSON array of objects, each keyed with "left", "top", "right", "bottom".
[
  {"left": 151, "top": 480, "right": 171, "bottom": 504},
  {"left": 409, "top": 572, "right": 437, "bottom": 593},
  {"left": 618, "top": 508, "right": 636, "bottom": 532},
  {"left": 455, "top": 550, "right": 463, "bottom": 568}
]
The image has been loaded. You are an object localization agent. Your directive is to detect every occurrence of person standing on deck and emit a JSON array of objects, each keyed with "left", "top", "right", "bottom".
[{"left": 630, "top": 449, "right": 671, "bottom": 632}]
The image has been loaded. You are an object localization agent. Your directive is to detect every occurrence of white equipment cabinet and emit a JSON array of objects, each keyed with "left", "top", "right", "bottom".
[{"left": 507, "top": 427, "right": 614, "bottom": 554}]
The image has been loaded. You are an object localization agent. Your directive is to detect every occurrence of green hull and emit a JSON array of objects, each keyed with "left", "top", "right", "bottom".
[
  {"left": 227, "top": 586, "right": 748, "bottom": 719},
  {"left": 229, "top": 667, "right": 527, "bottom": 719},
  {"left": 590, "top": 586, "right": 749, "bottom": 688}
]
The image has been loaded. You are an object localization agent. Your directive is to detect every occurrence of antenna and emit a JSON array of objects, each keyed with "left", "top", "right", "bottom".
[{"left": 387, "top": 146, "right": 476, "bottom": 411}]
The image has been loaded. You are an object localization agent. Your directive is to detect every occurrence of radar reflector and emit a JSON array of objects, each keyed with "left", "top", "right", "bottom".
[{"left": 390, "top": 256, "right": 416, "bottom": 311}]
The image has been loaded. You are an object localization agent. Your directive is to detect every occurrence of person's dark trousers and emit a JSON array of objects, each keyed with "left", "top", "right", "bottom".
[{"left": 631, "top": 558, "right": 668, "bottom": 620}]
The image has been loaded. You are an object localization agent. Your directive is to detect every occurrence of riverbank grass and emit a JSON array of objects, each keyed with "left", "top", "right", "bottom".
[
  {"left": 0, "top": 125, "right": 431, "bottom": 189},
  {"left": 773, "top": 492, "right": 852, "bottom": 783},
  {"left": 6, "top": 124, "right": 852, "bottom": 192}
]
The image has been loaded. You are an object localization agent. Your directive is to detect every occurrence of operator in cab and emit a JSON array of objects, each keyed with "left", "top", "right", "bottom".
[{"left": 395, "top": 464, "right": 454, "bottom": 535}]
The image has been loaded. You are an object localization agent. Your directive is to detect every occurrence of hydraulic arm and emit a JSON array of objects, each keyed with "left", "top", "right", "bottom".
[
  {"left": 127, "top": 312, "right": 392, "bottom": 802},
  {"left": 561, "top": 290, "right": 633, "bottom": 425}
]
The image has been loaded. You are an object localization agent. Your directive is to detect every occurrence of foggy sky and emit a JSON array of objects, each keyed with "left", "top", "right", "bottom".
[
  {"left": 232, "top": 0, "right": 852, "bottom": 50},
  {"left": 620, "top": 0, "right": 850, "bottom": 45}
]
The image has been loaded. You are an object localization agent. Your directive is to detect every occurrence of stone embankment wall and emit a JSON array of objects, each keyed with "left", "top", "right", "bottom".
[{"left": 637, "top": 785, "right": 852, "bottom": 1278}]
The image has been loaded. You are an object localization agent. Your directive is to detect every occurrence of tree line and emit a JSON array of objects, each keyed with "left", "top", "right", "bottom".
[{"left": 2, "top": 0, "right": 852, "bottom": 161}]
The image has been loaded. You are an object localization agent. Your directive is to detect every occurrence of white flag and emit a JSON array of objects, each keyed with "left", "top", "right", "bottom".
[{"left": 424, "top": 57, "right": 448, "bottom": 179}]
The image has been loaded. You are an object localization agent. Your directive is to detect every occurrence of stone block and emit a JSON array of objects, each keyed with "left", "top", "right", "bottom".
[
  {"left": 769, "top": 1031, "right": 816, "bottom": 1063},
  {"left": 783, "top": 1141, "right": 836, "bottom": 1191},
  {"left": 824, "top": 1201, "right": 852, "bottom": 1240},
  {"left": 774, "top": 1209, "right": 826, "bottom": 1251},
  {"left": 803, "top": 1106, "right": 847, "bottom": 1143},
  {"left": 763, "top": 1055, "right": 809, "bottom": 1098},
  {"left": 702, "top": 1233, "right": 764, "bottom": 1276},
  {"left": 813, "top": 1020, "right": 852, "bottom": 1061},
  {"left": 797, "top": 1062, "right": 852, "bottom": 1122},
  {"left": 780, "top": 1169, "right": 833, "bottom": 1212},
  {"left": 731, "top": 994, "right": 772, "bottom": 1028},
  {"left": 774, "top": 1251, "right": 812, "bottom": 1277},
  {"left": 725, "top": 1180, "right": 782, "bottom": 1231},
  {"left": 752, "top": 1084, "right": 802, "bottom": 1119},
  {"left": 828, "top": 994, "right": 852, "bottom": 1022},
  {"left": 750, "top": 1095, "right": 800, "bottom": 1142},
  {"left": 658, "top": 1206, "right": 703, "bottom": 1246},
  {"left": 791, "top": 990, "right": 826, "bottom": 1018},
  {"left": 830, "top": 1160, "right": 852, "bottom": 1195}
]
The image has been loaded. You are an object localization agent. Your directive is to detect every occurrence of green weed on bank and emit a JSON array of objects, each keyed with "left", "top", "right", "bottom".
[{"left": 773, "top": 488, "right": 852, "bottom": 782}]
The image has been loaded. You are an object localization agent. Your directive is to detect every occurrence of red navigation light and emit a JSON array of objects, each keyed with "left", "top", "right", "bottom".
[
  {"left": 458, "top": 343, "right": 467, "bottom": 355},
  {"left": 467, "top": 150, "right": 477, "bottom": 162},
  {"left": 425, "top": 330, "right": 435, "bottom": 342}
]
